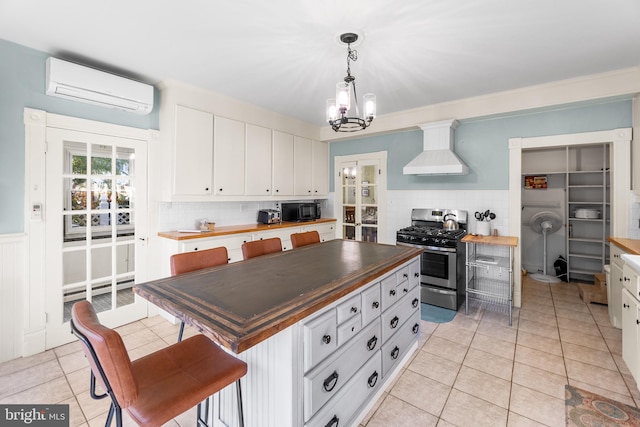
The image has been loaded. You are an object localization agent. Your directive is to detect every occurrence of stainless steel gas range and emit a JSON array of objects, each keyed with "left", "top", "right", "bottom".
[{"left": 396, "top": 208, "right": 468, "bottom": 310}]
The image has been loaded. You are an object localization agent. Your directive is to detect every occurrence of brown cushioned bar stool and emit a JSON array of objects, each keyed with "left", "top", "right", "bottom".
[
  {"left": 241, "top": 237, "right": 282, "bottom": 260},
  {"left": 290, "top": 230, "right": 320, "bottom": 249},
  {"left": 71, "top": 301, "right": 247, "bottom": 427},
  {"left": 170, "top": 246, "right": 229, "bottom": 341}
]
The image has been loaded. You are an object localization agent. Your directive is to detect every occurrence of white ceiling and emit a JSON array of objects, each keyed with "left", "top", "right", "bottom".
[{"left": 2, "top": 0, "right": 640, "bottom": 127}]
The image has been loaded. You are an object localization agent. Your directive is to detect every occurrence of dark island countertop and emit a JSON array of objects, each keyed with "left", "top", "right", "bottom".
[
  {"left": 134, "top": 240, "right": 422, "bottom": 353},
  {"left": 158, "top": 218, "right": 337, "bottom": 241}
]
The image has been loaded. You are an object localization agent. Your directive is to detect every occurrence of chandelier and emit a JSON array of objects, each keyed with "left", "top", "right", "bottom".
[{"left": 326, "top": 33, "right": 376, "bottom": 132}]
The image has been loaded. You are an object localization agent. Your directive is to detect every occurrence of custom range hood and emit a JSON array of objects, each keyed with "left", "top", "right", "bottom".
[{"left": 403, "top": 119, "right": 469, "bottom": 175}]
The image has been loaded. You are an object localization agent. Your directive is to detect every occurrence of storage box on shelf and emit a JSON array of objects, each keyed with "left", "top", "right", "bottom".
[
  {"left": 301, "top": 259, "right": 420, "bottom": 427},
  {"left": 463, "top": 235, "right": 518, "bottom": 326}
]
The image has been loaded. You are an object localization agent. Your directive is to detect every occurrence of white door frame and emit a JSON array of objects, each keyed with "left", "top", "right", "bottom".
[
  {"left": 334, "top": 151, "right": 388, "bottom": 243},
  {"left": 508, "top": 128, "right": 631, "bottom": 307},
  {"left": 23, "top": 108, "right": 156, "bottom": 356}
]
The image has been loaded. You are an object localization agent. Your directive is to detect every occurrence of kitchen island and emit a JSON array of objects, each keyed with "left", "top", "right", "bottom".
[{"left": 134, "top": 240, "right": 422, "bottom": 427}]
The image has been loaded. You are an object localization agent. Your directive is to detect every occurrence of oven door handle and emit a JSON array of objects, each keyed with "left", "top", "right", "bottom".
[{"left": 425, "top": 286, "right": 454, "bottom": 295}]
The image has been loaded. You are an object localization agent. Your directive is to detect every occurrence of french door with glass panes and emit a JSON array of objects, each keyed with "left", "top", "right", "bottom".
[
  {"left": 44, "top": 126, "right": 148, "bottom": 348},
  {"left": 336, "top": 152, "right": 387, "bottom": 243}
]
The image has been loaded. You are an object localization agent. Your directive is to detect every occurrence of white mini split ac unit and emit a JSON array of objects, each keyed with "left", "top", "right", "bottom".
[{"left": 45, "top": 57, "right": 153, "bottom": 115}]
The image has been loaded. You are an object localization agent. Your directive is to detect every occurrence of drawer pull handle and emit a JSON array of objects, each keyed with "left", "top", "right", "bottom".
[
  {"left": 322, "top": 334, "right": 331, "bottom": 345},
  {"left": 367, "top": 335, "right": 378, "bottom": 351},
  {"left": 323, "top": 371, "right": 339, "bottom": 392},
  {"left": 637, "top": 319, "right": 640, "bottom": 325},
  {"left": 403, "top": 288, "right": 409, "bottom": 294},
  {"left": 390, "top": 289, "right": 396, "bottom": 296},
  {"left": 414, "top": 272, "right": 420, "bottom": 278},
  {"left": 412, "top": 298, "right": 419, "bottom": 308},
  {"left": 390, "top": 316, "right": 399, "bottom": 329},
  {"left": 391, "top": 346, "right": 400, "bottom": 360},
  {"left": 351, "top": 306, "right": 358, "bottom": 313},
  {"left": 367, "top": 371, "right": 379, "bottom": 388},
  {"left": 325, "top": 415, "right": 339, "bottom": 427},
  {"left": 412, "top": 323, "right": 419, "bottom": 334},
  {"left": 403, "top": 273, "right": 408, "bottom": 279},
  {"left": 372, "top": 301, "right": 379, "bottom": 309}
]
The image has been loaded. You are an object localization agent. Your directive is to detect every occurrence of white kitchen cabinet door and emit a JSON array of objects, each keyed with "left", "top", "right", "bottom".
[
  {"left": 214, "top": 116, "right": 246, "bottom": 195},
  {"left": 246, "top": 124, "right": 273, "bottom": 196},
  {"left": 312, "top": 140, "right": 329, "bottom": 196},
  {"left": 173, "top": 105, "right": 214, "bottom": 197},
  {"left": 294, "top": 136, "right": 313, "bottom": 196},
  {"left": 273, "top": 130, "right": 294, "bottom": 196},
  {"left": 622, "top": 288, "right": 639, "bottom": 380}
]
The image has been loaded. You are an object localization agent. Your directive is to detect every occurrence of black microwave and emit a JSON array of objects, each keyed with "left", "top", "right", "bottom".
[{"left": 281, "top": 202, "right": 321, "bottom": 222}]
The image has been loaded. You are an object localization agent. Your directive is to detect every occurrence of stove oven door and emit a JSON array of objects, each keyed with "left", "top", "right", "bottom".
[{"left": 420, "top": 247, "right": 457, "bottom": 290}]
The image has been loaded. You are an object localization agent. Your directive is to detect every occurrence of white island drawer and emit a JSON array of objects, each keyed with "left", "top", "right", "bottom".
[
  {"left": 380, "top": 285, "right": 420, "bottom": 342},
  {"left": 303, "top": 309, "right": 337, "bottom": 372},
  {"left": 361, "top": 282, "right": 381, "bottom": 326},
  {"left": 305, "top": 351, "right": 382, "bottom": 427},
  {"left": 304, "top": 318, "right": 381, "bottom": 421}
]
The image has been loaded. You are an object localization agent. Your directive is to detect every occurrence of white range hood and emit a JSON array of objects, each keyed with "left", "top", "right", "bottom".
[{"left": 403, "top": 119, "right": 469, "bottom": 175}]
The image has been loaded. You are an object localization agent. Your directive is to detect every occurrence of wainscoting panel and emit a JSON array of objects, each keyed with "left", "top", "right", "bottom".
[{"left": 0, "top": 234, "right": 26, "bottom": 363}]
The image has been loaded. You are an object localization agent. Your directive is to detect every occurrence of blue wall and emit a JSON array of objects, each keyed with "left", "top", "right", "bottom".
[
  {"left": 330, "top": 99, "right": 632, "bottom": 191},
  {"left": 0, "top": 39, "right": 159, "bottom": 234}
]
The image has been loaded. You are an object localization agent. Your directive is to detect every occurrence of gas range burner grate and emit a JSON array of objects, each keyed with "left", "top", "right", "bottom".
[{"left": 398, "top": 226, "right": 466, "bottom": 239}]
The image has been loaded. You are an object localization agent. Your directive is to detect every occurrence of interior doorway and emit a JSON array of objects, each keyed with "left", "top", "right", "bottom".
[{"left": 508, "top": 128, "right": 631, "bottom": 307}]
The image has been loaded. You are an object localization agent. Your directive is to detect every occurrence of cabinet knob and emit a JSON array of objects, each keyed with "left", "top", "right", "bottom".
[
  {"left": 266, "top": 189, "right": 270, "bottom": 192},
  {"left": 367, "top": 371, "right": 379, "bottom": 388},
  {"left": 204, "top": 187, "right": 209, "bottom": 191},
  {"left": 219, "top": 188, "right": 223, "bottom": 192},
  {"left": 389, "top": 289, "right": 396, "bottom": 296},
  {"left": 412, "top": 298, "right": 419, "bottom": 308},
  {"left": 372, "top": 301, "right": 379, "bottom": 309},
  {"left": 367, "top": 335, "right": 378, "bottom": 351},
  {"left": 403, "top": 288, "right": 409, "bottom": 294},
  {"left": 391, "top": 346, "right": 400, "bottom": 360},
  {"left": 390, "top": 316, "right": 399, "bottom": 329},
  {"left": 403, "top": 273, "right": 408, "bottom": 279},
  {"left": 322, "top": 371, "right": 339, "bottom": 392},
  {"left": 322, "top": 334, "right": 331, "bottom": 344},
  {"left": 350, "top": 306, "right": 358, "bottom": 313},
  {"left": 325, "top": 415, "right": 339, "bottom": 427},
  {"left": 414, "top": 272, "right": 420, "bottom": 278},
  {"left": 624, "top": 303, "right": 629, "bottom": 308},
  {"left": 275, "top": 189, "right": 279, "bottom": 193}
]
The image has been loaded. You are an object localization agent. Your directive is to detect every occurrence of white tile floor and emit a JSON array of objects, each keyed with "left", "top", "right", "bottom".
[{"left": 1, "top": 277, "right": 638, "bottom": 427}]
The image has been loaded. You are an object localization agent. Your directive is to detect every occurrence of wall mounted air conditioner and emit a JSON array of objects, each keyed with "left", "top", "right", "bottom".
[{"left": 45, "top": 57, "right": 153, "bottom": 115}]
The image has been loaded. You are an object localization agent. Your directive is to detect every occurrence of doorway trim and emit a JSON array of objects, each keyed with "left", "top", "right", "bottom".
[
  {"left": 508, "top": 128, "right": 631, "bottom": 308},
  {"left": 23, "top": 108, "right": 156, "bottom": 357}
]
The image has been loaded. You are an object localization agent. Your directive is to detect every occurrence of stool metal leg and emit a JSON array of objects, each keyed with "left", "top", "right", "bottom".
[{"left": 236, "top": 379, "right": 244, "bottom": 427}]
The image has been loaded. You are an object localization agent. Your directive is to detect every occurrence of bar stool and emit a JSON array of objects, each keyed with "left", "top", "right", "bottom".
[
  {"left": 71, "top": 301, "right": 247, "bottom": 427},
  {"left": 291, "top": 231, "right": 320, "bottom": 248},
  {"left": 241, "top": 237, "right": 282, "bottom": 260},
  {"left": 170, "top": 247, "right": 229, "bottom": 341}
]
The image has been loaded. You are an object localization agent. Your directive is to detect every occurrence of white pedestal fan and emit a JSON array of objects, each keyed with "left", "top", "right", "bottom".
[{"left": 529, "top": 211, "right": 563, "bottom": 283}]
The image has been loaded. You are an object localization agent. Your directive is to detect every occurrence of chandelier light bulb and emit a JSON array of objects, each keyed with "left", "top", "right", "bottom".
[
  {"left": 336, "top": 82, "right": 351, "bottom": 112},
  {"left": 363, "top": 93, "right": 376, "bottom": 119},
  {"left": 326, "top": 99, "right": 338, "bottom": 122}
]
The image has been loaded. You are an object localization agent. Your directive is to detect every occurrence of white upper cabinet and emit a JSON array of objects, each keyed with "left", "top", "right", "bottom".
[
  {"left": 173, "top": 105, "right": 213, "bottom": 197},
  {"left": 294, "top": 136, "right": 313, "bottom": 196},
  {"left": 214, "top": 116, "right": 245, "bottom": 196},
  {"left": 273, "top": 131, "right": 294, "bottom": 196},
  {"left": 312, "top": 140, "right": 329, "bottom": 196},
  {"left": 246, "top": 124, "right": 273, "bottom": 196}
]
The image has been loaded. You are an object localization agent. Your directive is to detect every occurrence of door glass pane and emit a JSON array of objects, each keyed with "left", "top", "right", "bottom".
[
  {"left": 362, "top": 206, "right": 377, "bottom": 225},
  {"left": 344, "top": 206, "right": 356, "bottom": 224},
  {"left": 116, "top": 243, "right": 136, "bottom": 308},
  {"left": 63, "top": 248, "right": 86, "bottom": 285},
  {"left": 361, "top": 226, "right": 377, "bottom": 243},
  {"left": 343, "top": 225, "right": 356, "bottom": 240},
  {"left": 91, "top": 148, "right": 112, "bottom": 175}
]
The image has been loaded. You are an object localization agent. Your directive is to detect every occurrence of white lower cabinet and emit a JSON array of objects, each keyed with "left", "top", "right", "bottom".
[
  {"left": 621, "top": 259, "right": 640, "bottom": 389},
  {"left": 302, "top": 259, "right": 420, "bottom": 427}
]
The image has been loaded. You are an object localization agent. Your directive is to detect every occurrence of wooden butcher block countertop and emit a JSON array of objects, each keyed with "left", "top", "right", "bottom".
[
  {"left": 158, "top": 218, "right": 337, "bottom": 241},
  {"left": 609, "top": 237, "right": 640, "bottom": 255}
]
